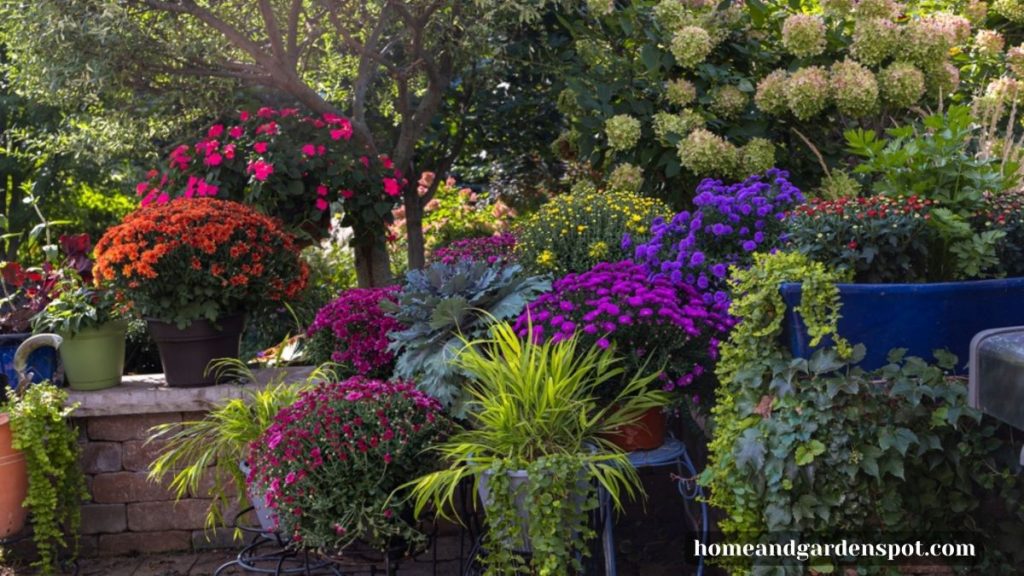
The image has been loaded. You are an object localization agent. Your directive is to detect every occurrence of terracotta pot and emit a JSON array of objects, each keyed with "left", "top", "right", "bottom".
[
  {"left": 147, "top": 315, "right": 245, "bottom": 387},
  {"left": 603, "top": 407, "right": 667, "bottom": 452},
  {"left": 0, "top": 413, "right": 28, "bottom": 538}
]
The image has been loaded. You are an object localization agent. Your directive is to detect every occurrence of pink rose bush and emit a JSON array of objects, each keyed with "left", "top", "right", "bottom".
[
  {"left": 247, "top": 378, "right": 449, "bottom": 552},
  {"left": 136, "top": 107, "right": 406, "bottom": 242},
  {"left": 305, "top": 287, "right": 403, "bottom": 378}
]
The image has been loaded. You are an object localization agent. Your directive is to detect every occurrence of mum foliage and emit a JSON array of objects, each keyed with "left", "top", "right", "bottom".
[
  {"left": 136, "top": 107, "right": 404, "bottom": 244},
  {"left": 94, "top": 198, "right": 308, "bottom": 328},
  {"left": 516, "top": 185, "right": 669, "bottom": 275},
  {"left": 430, "top": 233, "right": 517, "bottom": 265},
  {"left": 516, "top": 260, "right": 730, "bottom": 402},
  {"left": 305, "top": 287, "right": 402, "bottom": 378},
  {"left": 247, "top": 378, "right": 449, "bottom": 553}
]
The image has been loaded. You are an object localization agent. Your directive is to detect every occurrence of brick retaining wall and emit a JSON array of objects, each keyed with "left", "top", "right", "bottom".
[
  {"left": 74, "top": 412, "right": 240, "bottom": 557},
  {"left": 63, "top": 369, "right": 311, "bottom": 557}
]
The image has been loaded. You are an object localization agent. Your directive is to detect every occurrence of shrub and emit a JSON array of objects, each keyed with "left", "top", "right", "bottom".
[
  {"left": 383, "top": 260, "right": 550, "bottom": 412},
  {"left": 429, "top": 233, "right": 517, "bottom": 265},
  {"left": 136, "top": 107, "right": 403, "bottom": 244},
  {"left": 516, "top": 260, "right": 730, "bottom": 405},
  {"left": 94, "top": 198, "right": 308, "bottom": 328},
  {"left": 391, "top": 174, "right": 517, "bottom": 252},
  {"left": 305, "top": 287, "right": 402, "bottom": 378},
  {"left": 247, "top": 378, "right": 449, "bottom": 553},
  {"left": 516, "top": 186, "right": 669, "bottom": 275}
]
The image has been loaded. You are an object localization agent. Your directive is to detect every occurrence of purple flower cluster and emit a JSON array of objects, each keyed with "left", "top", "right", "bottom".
[
  {"left": 630, "top": 169, "right": 803, "bottom": 311},
  {"left": 430, "top": 233, "right": 517, "bottom": 265},
  {"left": 514, "top": 260, "right": 731, "bottom": 393},
  {"left": 306, "top": 287, "right": 402, "bottom": 375}
]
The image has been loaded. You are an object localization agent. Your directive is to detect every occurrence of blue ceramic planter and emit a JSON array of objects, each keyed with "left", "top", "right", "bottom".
[
  {"left": 0, "top": 333, "right": 57, "bottom": 389},
  {"left": 780, "top": 276, "right": 1024, "bottom": 371}
]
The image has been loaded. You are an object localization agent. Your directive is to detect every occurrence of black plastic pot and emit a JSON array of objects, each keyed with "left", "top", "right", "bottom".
[{"left": 147, "top": 315, "right": 245, "bottom": 387}]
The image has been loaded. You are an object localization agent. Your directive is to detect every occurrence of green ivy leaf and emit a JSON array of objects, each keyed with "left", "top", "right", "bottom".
[{"left": 795, "top": 439, "right": 826, "bottom": 466}]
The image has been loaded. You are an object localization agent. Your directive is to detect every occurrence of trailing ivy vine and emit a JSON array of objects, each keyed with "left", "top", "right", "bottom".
[
  {"left": 7, "top": 382, "right": 87, "bottom": 574},
  {"left": 481, "top": 455, "right": 598, "bottom": 576},
  {"left": 702, "top": 251, "right": 1024, "bottom": 574}
]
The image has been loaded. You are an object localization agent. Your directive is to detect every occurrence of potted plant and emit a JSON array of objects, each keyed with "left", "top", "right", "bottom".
[
  {"left": 93, "top": 198, "right": 309, "bottom": 386},
  {"left": 785, "top": 106, "right": 1024, "bottom": 369},
  {"left": 147, "top": 359, "right": 334, "bottom": 534},
  {"left": 31, "top": 275, "right": 128, "bottom": 391},
  {"left": 0, "top": 377, "right": 86, "bottom": 574},
  {"left": 516, "top": 260, "right": 731, "bottom": 449},
  {"left": 246, "top": 377, "right": 450, "bottom": 556},
  {"left": 0, "top": 263, "right": 62, "bottom": 389},
  {"left": 304, "top": 286, "right": 403, "bottom": 379},
  {"left": 406, "top": 321, "right": 669, "bottom": 574}
]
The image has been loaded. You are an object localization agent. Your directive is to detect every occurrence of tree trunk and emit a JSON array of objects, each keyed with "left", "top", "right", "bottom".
[
  {"left": 405, "top": 184, "right": 426, "bottom": 271},
  {"left": 353, "top": 233, "right": 393, "bottom": 288}
]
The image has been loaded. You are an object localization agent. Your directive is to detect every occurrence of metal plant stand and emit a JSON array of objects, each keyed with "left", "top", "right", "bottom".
[
  {"left": 599, "top": 436, "right": 709, "bottom": 576},
  {"left": 214, "top": 507, "right": 476, "bottom": 576}
]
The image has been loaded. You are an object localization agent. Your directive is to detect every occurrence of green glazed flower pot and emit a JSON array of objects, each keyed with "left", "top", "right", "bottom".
[{"left": 59, "top": 321, "right": 128, "bottom": 391}]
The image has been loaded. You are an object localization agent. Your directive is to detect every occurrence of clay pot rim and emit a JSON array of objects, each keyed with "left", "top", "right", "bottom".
[{"left": 0, "top": 413, "right": 7, "bottom": 427}]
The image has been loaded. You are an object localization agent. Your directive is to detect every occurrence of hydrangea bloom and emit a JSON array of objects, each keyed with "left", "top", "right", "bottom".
[
  {"left": 850, "top": 17, "right": 899, "bottom": 67},
  {"left": 306, "top": 287, "right": 402, "bottom": 376},
  {"left": 653, "top": 110, "right": 704, "bottom": 144},
  {"left": 515, "top": 260, "right": 731, "bottom": 394},
  {"left": 754, "top": 69, "right": 790, "bottom": 116},
  {"left": 677, "top": 129, "right": 739, "bottom": 178},
  {"left": 878, "top": 62, "right": 926, "bottom": 108},
  {"left": 430, "top": 234, "right": 517, "bottom": 265},
  {"left": 1008, "top": 45, "right": 1024, "bottom": 76},
  {"left": 785, "top": 66, "right": 830, "bottom": 120},
  {"left": 926, "top": 62, "right": 961, "bottom": 99},
  {"left": 608, "top": 163, "right": 645, "bottom": 193},
  {"left": 671, "top": 26, "right": 714, "bottom": 69},
  {"left": 666, "top": 78, "right": 698, "bottom": 106},
  {"left": 975, "top": 29, "right": 1006, "bottom": 56},
  {"left": 854, "top": 0, "right": 900, "bottom": 19},
  {"left": 830, "top": 59, "right": 878, "bottom": 117},
  {"left": 738, "top": 139, "right": 777, "bottom": 178},
  {"left": 631, "top": 169, "right": 805, "bottom": 312},
  {"left": 781, "top": 14, "right": 827, "bottom": 58},
  {"left": 710, "top": 85, "right": 748, "bottom": 120},
  {"left": 605, "top": 114, "right": 643, "bottom": 151},
  {"left": 993, "top": 0, "right": 1024, "bottom": 23}
]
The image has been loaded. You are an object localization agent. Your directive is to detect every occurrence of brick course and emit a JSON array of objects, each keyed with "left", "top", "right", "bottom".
[{"left": 75, "top": 411, "right": 239, "bottom": 557}]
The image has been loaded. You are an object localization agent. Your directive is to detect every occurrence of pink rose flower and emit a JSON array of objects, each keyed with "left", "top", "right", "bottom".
[
  {"left": 205, "top": 152, "right": 223, "bottom": 167},
  {"left": 207, "top": 124, "right": 224, "bottom": 138},
  {"left": 383, "top": 178, "right": 401, "bottom": 197},
  {"left": 301, "top": 143, "right": 316, "bottom": 156},
  {"left": 253, "top": 142, "right": 269, "bottom": 154},
  {"left": 229, "top": 126, "right": 244, "bottom": 139}
]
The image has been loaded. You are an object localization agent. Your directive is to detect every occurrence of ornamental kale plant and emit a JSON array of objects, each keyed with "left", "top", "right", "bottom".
[
  {"left": 247, "top": 378, "right": 449, "bottom": 554},
  {"left": 430, "top": 234, "right": 517, "bottom": 265},
  {"left": 383, "top": 260, "right": 550, "bottom": 411},
  {"left": 632, "top": 169, "right": 803, "bottom": 311},
  {"left": 305, "top": 287, "right": 402, "bottom": 378},
  {"left": 516, "top": 261, "right": 730, "bottom": 406}
]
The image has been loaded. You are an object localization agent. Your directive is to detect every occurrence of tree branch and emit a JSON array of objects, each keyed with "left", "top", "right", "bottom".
[{"left": 258, "top": 0, "right": 287, "bottom": 62}]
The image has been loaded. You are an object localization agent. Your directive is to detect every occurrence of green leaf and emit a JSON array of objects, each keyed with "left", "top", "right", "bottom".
[{"left": 795, "top": 439, "right": 825, "bottom": 466}]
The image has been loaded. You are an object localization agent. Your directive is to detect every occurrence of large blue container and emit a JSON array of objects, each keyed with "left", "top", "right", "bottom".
[
  {"left": 0, "top": 333, "right": 57, "bottom": 389},
  {"left": 780, "top": 277, "right": 1024, "bottom": 371}
]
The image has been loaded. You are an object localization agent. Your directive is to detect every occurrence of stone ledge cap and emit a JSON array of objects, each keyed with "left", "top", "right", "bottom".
[{"left": 67, "top": 366, "right": 315, "bottom": 417}]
